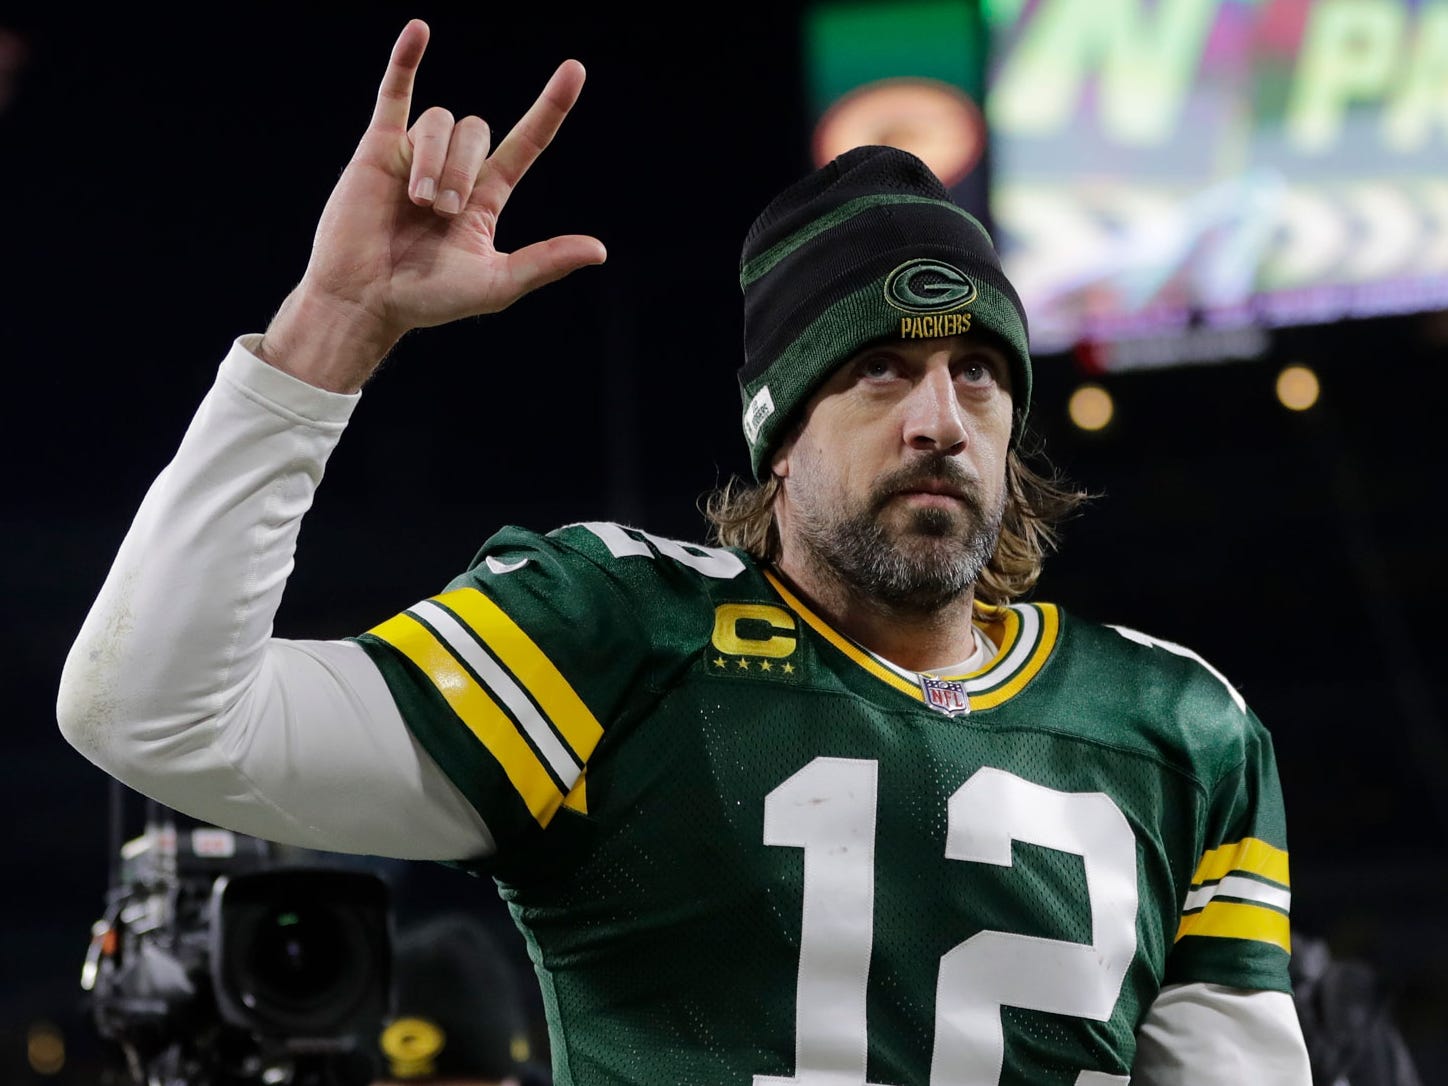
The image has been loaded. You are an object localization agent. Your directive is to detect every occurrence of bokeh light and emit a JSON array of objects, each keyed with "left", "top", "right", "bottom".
[
  {"left": 1068, "top": 383, "right": 1115, "bottom": 431},
  {"left": 1276, "top": 364, "right": 1321, "bottom": 411}
]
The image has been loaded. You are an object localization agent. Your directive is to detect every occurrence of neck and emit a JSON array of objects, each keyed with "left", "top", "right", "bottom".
[{"left": 772, "top": 549, "right": 980, "bottom": 673}]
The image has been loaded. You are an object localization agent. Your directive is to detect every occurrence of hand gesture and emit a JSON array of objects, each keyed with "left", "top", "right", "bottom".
[{"left": 262, "top": 19, "right": 606, "bottom": 391}]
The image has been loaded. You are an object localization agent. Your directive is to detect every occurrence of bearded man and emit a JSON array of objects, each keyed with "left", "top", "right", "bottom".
[{"left": 59, "top": 18, "right": 1311, "bottom": 1085}]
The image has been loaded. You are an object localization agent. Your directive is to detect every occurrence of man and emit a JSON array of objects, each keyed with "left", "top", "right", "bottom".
[
  {"left": 373, "top": 912, "right": 544, "bottom": 1086},
  {"left": 58, "top": 17, "right": 1311, "bottom": 1084}
]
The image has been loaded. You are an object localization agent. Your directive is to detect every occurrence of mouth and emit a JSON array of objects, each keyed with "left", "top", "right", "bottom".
[
  {"left": 889, "top": 477, "right": 974, "bottom": 511},
  {"left": 893, "top": 490, "right": 968, "bottom": 514},
  {"left": 897, "top": 481, "right": 967, "bottom": 502},
  {"left": 872, "top": 460, "right": 981, "bottom": 517}
]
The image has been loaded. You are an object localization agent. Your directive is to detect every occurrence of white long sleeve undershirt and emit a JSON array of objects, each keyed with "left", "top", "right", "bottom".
[
  {"left": 55, "top": 335, "right": 1311, "bottom": 1083},
  {"left": 57, "top": 335, "right": 492, "bottom": 860}
]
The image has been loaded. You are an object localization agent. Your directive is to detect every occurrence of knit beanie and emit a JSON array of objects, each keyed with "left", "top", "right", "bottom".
[
  {"left": 375, "top": 913, "right": 532, "bottom": 1083},
  {"left": 737, "top": 144, "right": 1032, "bottom": 480}
]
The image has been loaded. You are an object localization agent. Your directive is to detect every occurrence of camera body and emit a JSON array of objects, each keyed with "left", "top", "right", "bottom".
[{"left": 83, "top": 816, "right": 392, "bottom": 1086}]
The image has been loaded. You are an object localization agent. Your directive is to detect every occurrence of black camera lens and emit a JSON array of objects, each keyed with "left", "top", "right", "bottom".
[
  {"left": 246, "top": 907, "right": 348, "bottom": 1004},
  {"left": 211, "top": 869, "right": 390, "bottom": 1037}
]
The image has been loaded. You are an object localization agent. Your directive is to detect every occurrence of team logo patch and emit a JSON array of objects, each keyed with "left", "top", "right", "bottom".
[
  {"left": 919, "top": 675, "right": 971, "bottom": 716},
  {"left": 883, "top": 258, "right": 978, "bottom": 313}
]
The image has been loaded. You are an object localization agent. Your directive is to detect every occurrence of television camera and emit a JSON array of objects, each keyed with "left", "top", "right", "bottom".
[{"left": 81, "top": 796, "right": 392, "bottom": 1086}]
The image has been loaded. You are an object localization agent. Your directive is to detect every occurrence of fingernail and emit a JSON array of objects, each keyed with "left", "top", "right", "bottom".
[
  {"left": 414, "top": 177, "right": 436, "bottom": 202},
  {"left": 436, "top": 189, "right": 461, "bottom": 215}
]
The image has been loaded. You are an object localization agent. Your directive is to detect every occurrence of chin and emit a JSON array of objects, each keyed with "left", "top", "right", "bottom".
[{"left": 896, "top": 505, "right": 970, "bottom": 539}]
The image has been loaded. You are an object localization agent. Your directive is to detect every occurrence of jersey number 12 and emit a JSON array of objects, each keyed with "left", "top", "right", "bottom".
[{"left": 755, "top": 757, "right": 1136, "bottom": 1086}]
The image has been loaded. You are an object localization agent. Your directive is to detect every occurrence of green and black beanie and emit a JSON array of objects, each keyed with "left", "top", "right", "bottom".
[{"left": 737, "top": 144, "right": 1032, "bottom": 480}]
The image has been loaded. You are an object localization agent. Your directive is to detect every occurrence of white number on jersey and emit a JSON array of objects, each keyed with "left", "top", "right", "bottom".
[
  {"left": 576, "top": 521, "right": 746, "bottom": 579},
  {"left": 758, "top": 758, "right": 1135, "bottom": 1086}
]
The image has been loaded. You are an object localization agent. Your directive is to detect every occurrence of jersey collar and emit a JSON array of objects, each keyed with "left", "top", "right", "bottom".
[{"left": 761, "top": 569, "right": 1058, "bottom": 712}]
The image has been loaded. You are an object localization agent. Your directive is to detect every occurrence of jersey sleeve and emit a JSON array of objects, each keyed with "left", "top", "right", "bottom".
[
  {"left": 349, "top": 523, "right": 663, "bottom": 856},
  {"left": 1166, "top": 703, "right": 1296, "bottom": 993}
]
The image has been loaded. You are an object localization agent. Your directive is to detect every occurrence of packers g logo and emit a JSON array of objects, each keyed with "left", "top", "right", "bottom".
[
  {"left": 883, "top": 259, "right": 978, "bottom": 313},
  {"left": 380, "top": 1017, "right": 446, "bottom": 1079}
]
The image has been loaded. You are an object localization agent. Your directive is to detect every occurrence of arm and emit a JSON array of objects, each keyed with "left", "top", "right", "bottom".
[
  {"left": 56, "top": 19, "right": 605, "bottom": 856},
  {"left": 58, "top": 335, "right": 491, "bottom": 857},
  {"left": 1105, "top": 631, "right": 1311, "bottom": 1082},
  {"left": 1133, "top": 982, "right": 1311, "bottom": 1085}
]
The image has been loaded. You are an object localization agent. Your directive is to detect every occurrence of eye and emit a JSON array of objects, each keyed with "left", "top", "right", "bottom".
[
  {"left": 956, "top": 354, "right": 999, "bottom": 387},
  {"left": 856, "top": 353, "right": 900, "bottom": 381}
]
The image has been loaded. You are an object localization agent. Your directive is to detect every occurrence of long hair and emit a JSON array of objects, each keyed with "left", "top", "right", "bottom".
[{"left": 701, "top": 438, "right": 1092, "bottom": 607}]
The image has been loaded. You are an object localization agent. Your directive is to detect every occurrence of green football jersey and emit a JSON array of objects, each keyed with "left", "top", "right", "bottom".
[{"left": 353, "top": 520, "right": 1294, "bottom": 1086}]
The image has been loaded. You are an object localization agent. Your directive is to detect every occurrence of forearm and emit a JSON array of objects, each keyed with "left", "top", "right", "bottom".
[
  {"left": 1133, "top": 983, "right": 1311, "bottom": 1085},
  {"left": 56, "top": 337, "right": 491, "bottom": 858}
]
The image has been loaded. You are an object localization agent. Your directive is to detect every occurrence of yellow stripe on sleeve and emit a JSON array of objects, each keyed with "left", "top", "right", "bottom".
[
  {"left": 368, "top": 612, "right": 566, "bottom": 827},
  {"left": 1176, "top": 900, "right": 1292, "bottom": 953},
  {"left": 1191, "top": 837, "right": 1290, "bottom": 888},
  {"left": 562, "top": 771, "right": 588, "bottom": 814},
  {"left": 436, "top": 587, "right": 605, "bottom": 763}
]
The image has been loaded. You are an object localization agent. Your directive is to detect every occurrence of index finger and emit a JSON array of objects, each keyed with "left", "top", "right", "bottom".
[{"left": 369, "top": 18, "right": 430, "bottom": 131}]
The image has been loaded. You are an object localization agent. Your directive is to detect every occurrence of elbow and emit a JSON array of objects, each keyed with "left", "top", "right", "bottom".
[
  {"left": 56, "top": 595, "right": 178, "bottom": 769},
  {"left": 57, "top": 585, "right": 143, "bottom": 765},
  {"left": 55, "top": 625, "right": 168, "bottom": 771},
  {"left": 57, "top": 580, "right": 233, "bottom": 782},
  {"left": 56, "top": 643, "right": 124, "bottom": 765},
  {"left": 57, "top": 630, "right": 239, "bottom": 788}
]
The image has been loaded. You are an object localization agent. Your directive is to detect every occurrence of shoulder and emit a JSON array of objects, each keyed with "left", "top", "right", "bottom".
[
  {"left": 546, "top": 521, "right": 755, "bottom": 583},
  {"left": 452, "top": 520, "right": 771, "bottom": 632},
  {"left": 1047, "top": 607, "right": 1270, "bottom": 769},
  {"left": 1057, "top": 608, "right": 1250, "bottom": 713},
  {"left": 475, "top": 520, "right": 758, "bottom": 586},
  {"left": 1104, "top": 619, "right": 1249, "bottom": 714}
]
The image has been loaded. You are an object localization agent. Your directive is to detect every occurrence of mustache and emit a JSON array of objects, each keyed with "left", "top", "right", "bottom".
[{"left": 869, "top": 457, "right": 985, "bottom": 515}]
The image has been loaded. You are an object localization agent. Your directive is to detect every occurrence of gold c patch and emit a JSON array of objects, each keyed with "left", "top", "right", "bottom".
[{"left": 707, "top": 604, "right": 802, "bottom": 681}]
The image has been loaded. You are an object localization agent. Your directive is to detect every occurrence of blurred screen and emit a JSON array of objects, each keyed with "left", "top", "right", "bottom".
[
  {"left": 805, "top": 0, "right": 993, "bottom": 225},
  {"left": 985, "top": 0, "right": 1448, "bottom": 365}
]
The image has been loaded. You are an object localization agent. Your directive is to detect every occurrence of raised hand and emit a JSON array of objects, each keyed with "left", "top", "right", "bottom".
[{"left": 260, "top": 19, "right": 607, "bottom": 392}]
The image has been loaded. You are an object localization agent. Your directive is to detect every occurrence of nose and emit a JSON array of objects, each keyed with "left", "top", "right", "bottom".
[{"left": 902, "top": 365, "right": 967, "bottom": 454}]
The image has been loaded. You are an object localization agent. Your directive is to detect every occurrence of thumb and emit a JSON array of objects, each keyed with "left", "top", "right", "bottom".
[{"left": 502, "top": 235, "right": 608, "bottom": 302}]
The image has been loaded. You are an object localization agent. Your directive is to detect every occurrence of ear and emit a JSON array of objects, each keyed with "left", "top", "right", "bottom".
[
  {"left": 769, "top": 418, "right": 804, "bottom": 481},
  {"left": 770, "top": 437, "right": 793, "bottom": 480}
]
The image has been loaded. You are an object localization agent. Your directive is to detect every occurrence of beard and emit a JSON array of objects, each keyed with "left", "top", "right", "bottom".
[{"left": 793, "top": 456, "right": 1004, "bottom": 613}]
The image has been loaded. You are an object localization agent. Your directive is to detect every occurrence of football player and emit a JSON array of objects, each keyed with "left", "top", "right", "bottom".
[{"left": 59, "top": 18, "right": 1311, "bottom": 1084}]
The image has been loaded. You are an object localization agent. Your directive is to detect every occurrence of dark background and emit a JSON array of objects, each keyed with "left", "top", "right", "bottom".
[{"left": 3, "top": 4, "right": 1445, "bottom": 1082}]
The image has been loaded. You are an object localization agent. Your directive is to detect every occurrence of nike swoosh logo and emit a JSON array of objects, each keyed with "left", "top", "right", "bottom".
[{"left": 485, "top": 556, "right": 530, "bottom": 575}]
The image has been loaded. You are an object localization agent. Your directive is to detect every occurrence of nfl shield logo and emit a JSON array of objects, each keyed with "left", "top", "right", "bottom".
[{"left": 919, "top": 675, "right": 970, "bottom": 717}]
